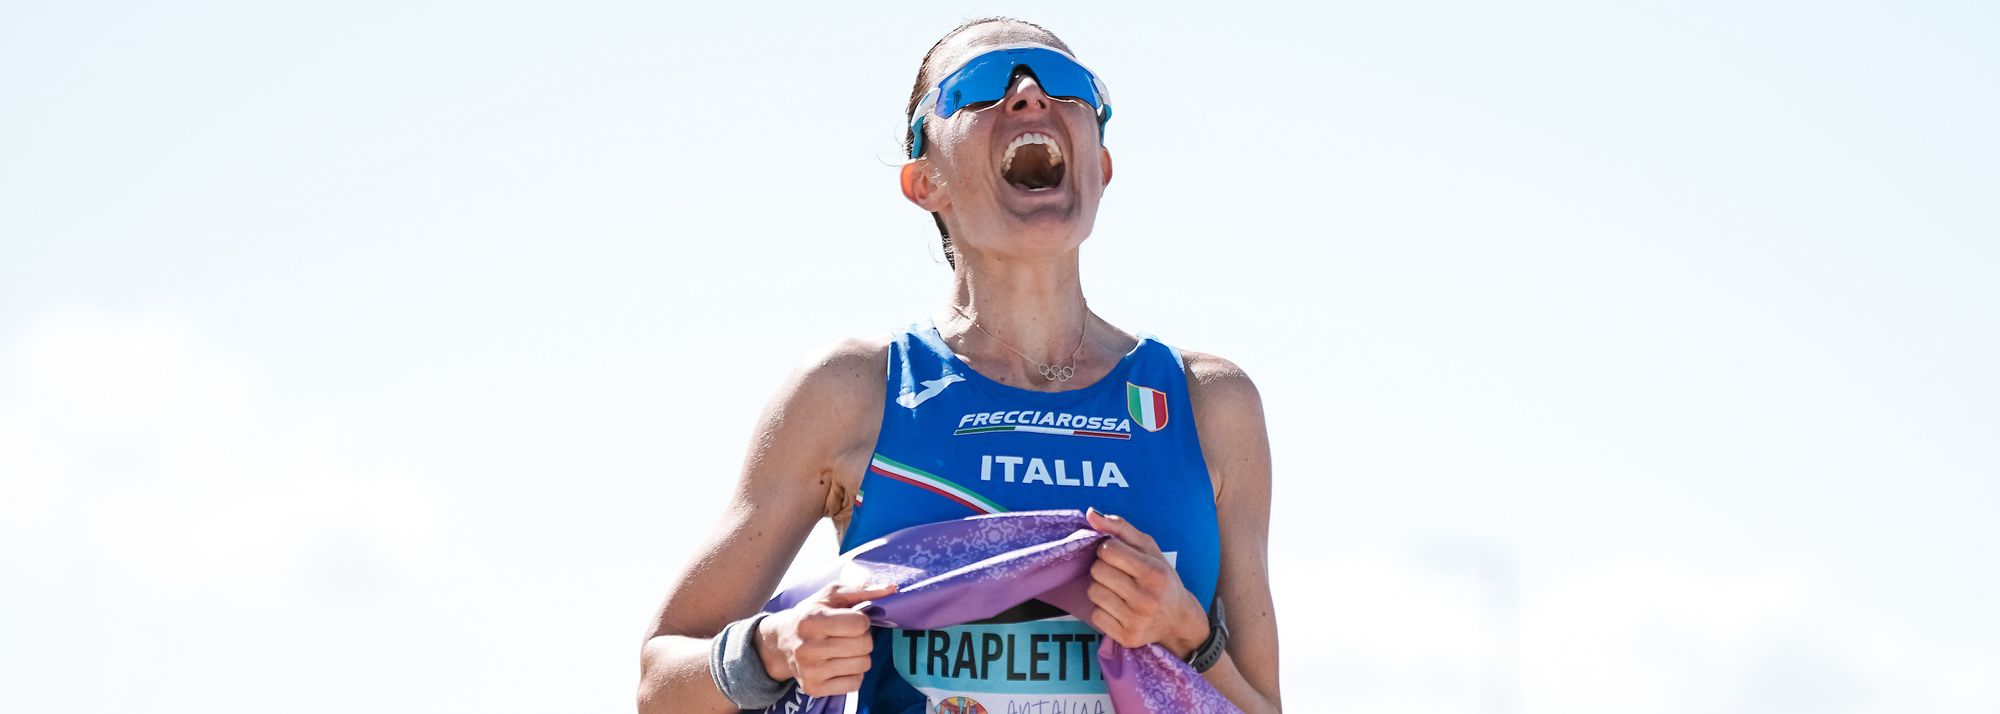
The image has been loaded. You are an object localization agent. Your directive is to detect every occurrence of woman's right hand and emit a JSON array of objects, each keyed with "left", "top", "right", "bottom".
[{"left": 755, "top": 581, "right": 899, "bottom": 697}]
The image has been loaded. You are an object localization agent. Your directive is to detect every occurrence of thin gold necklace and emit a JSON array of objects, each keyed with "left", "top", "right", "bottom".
[{"left": 948, "top": 302, "right": 1089, "bottom": 383}]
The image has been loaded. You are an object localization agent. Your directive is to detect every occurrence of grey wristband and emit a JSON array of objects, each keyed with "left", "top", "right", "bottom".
[{"left": 708, "top": 612, "right": 793, "bottom": 710}]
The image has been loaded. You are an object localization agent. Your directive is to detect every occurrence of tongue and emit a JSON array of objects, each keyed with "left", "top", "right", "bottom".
[{"left": 1010, "top": 176, "right": 1056, "bottom": 191}]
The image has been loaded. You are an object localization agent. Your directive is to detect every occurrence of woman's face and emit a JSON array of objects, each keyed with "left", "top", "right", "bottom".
[{"left": 906, "top": 26, "right": 1113, "bottom": 263}]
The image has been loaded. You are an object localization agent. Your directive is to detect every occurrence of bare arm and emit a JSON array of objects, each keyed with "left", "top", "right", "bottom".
[
  {"left": 1185, "top": 351, "right": 1283, "bottom": 712},
  {"left": 1077, "top": 349, "right": 1282, "bottom": 711},
  {"left": 636, "top": 338, "right": 885, "bottom": 714}
]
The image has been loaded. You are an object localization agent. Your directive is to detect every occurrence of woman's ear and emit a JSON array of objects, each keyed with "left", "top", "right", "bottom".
[
  {"left": 1100, "top": 147, "right": 1113, "bottom": 187},
  {"left": 901, "top": 160, "right": 948, "bottom": 211}
]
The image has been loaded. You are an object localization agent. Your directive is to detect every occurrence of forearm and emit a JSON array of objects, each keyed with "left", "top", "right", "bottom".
[
  {"left": 1200, "top": 651, "right": 1282, "bottom": 714},
  {"left": 636, "top": 634, "right": 743, "bottom": 714},
  {"left": 1157, "top": 595, "right": 1278, "bottom": 712}
]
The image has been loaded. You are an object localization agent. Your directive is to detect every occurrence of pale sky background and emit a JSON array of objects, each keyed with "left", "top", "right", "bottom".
[{"left": 2, "top": 1, "right": 1996, "bottom": 712}]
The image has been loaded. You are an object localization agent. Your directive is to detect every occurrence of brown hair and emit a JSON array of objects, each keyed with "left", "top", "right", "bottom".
[{"left": 904, "top": 17, "right": 1075, "bottom": 270}]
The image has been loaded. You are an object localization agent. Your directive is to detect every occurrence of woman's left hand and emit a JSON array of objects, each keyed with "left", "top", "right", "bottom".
[{"left": 1084, "top": 507, "right": 1211, "bottom": 659}]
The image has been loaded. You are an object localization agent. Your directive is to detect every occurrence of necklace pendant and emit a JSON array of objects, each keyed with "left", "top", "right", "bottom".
[{"left": 1040, "top": 363, "right": 1076, "bottom": 382}]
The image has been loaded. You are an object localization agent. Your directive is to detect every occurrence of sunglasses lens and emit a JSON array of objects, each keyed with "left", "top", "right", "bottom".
[
  {"left": 1032, "top": 64, "right": 1099, "bottom": 104},
  {"left": 935, "top": 54, "right": 1012, "bottom": 117}
]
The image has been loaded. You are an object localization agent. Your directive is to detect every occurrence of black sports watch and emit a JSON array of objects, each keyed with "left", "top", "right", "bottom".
[{"left": 1184, "top": 598, "right": 1229, "bottom": 673}]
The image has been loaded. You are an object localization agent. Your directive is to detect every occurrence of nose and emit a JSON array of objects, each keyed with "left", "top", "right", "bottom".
[{"left": 1001, "top": 69, "right": 1055, "bottom": 115}]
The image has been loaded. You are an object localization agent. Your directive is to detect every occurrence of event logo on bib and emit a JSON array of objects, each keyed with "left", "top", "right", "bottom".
[
  {"left": 936, "top": 695, "right": 988, "bottom": 714},
  {"left": 1125, "top": 382, "right": 1169, "bottom": 432}
]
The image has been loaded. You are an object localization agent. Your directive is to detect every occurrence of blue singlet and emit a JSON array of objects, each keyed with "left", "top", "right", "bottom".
[{"left": 837, "top": 317, "right": 1221, "bottom": 714}]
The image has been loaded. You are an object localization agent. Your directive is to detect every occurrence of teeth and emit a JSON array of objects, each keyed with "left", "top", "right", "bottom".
[{"left": 1000, "top": 132, "right": 1064, "bottom": 174}]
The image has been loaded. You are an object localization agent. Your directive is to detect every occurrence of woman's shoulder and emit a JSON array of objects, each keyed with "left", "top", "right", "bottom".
[
  {"left": 1172, "top": 347, "right": 1264, "bottom": 427},
  {"left": 783, "top": 333, "right": 894, "bottom": 406},
  {"left": 751, "top": 334, "right": 896, "bottom": 483},
  {"left": 1171, "top": 346, "right": 1258, "bottom": 396}
]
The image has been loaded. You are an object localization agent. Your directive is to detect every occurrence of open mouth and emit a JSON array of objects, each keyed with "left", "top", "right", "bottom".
[{"left": 1000, "top": 132, "right": 1066, "bottom": 192}]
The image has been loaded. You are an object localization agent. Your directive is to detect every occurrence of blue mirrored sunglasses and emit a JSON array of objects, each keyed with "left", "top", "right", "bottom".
[{"left": 908, "top": 45, "right": 1112, "bottom": 159}]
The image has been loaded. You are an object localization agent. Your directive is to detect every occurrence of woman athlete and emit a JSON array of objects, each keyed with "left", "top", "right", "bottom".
[{"left": 638, "top": 18, "right": 1280, "bottom": 713}]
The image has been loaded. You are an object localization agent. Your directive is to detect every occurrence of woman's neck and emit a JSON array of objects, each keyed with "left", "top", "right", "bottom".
[{"left": 939, "top": 251, "right": 1097, "bottom": 371}]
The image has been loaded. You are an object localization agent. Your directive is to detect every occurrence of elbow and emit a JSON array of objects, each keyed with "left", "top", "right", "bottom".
[
  {"left": 635, "top": 681, "right": 661, "bottom": 714},
  {"left": 636, "top": 635, "right": 691, "bottom": 714},
  {"left": 635, "top": 639, "right": 662, "bottom": 713},
  {"left": 635, "top": 684, "right": 674, "bottom": 714}
]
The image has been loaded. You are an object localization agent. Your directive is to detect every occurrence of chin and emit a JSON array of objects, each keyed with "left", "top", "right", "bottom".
[
  {"left": 995, "top": 212, "right": 1095, "bottom": 256},
  {"left": 1004, "top": 186, "right": 1097, "bottom": 225}
]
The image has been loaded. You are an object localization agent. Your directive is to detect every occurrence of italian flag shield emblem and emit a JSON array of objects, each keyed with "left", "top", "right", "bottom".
[{"left": 1126, "top": 382, "right": 1169, "bottom": 432}]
